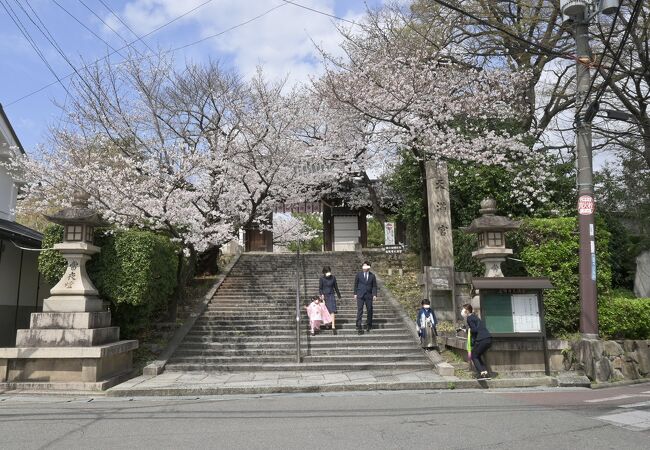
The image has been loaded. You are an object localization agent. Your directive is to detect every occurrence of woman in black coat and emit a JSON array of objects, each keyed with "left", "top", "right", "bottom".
[
  {"left": 461, "top": 303, "right": 492, "bottom": 379},
  {"left": 319, "top": 265, "right": 341, "bottom": 333}
]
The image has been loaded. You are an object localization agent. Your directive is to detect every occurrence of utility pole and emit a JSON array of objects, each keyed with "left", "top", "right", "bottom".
[{"left": 560, "top": 0, "right": 619, "bottom": 339}]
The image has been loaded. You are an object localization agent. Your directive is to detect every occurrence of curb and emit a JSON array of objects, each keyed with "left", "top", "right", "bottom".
[
  {"left": 589, "top": 377, "right": 650, "bottom": 389},
  {"left": 142, "top": 251, "right": 242, "bottom": 376},
  {"left": 106, "top": 376, "right": 558, "bottom": 397}
]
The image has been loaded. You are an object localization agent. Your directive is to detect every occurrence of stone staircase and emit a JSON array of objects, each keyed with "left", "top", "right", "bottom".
[{"left": 165, "top": 252, "right": 433, "bottom": 372}]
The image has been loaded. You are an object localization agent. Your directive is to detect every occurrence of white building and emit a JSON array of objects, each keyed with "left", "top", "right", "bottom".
[{"left": 0, "top": 104, "right": 48, "bottom": 346}]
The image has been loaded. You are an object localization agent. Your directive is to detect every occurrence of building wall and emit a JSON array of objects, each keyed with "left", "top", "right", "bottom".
[
  {"left": 0, "top": 239, "right": 48, "bottom": 346},
  {"left": 0, "top": 164, "right": 17, "bottom": 221}
]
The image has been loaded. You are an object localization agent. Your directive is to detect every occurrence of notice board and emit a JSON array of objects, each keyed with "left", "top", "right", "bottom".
[{"left": 482, "top": 292, "right": 541, "bottom": 334}]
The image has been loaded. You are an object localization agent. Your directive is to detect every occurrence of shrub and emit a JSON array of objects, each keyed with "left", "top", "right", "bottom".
[
  {"left": 510, "top": 217, "right": 612, "bottom": 337},
  {"left": 452, "top": 230, "right": 483, "bottom": 276},
  {"left": 39, "top": 225, "right": 66, "bottom": 285},
  {"left": 39, "top": 225, "right": 178, "bottom": 337},
  {"left": 599, "top": 291, "right": 650, "bottom": 339}
]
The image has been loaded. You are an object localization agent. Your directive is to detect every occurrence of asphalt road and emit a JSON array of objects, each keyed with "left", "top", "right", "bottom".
[{"left": 1, "top": 382, "right": 649, "bottom": 449}]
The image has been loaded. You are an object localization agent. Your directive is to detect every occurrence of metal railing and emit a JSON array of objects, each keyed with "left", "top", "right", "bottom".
[{"left": 294, "top": 238, "right": 302, "bottom": 363}]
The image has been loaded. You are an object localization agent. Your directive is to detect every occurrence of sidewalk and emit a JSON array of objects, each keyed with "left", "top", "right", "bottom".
[{"left": 106, "top": 369, "right": 560, "bottom": 397}]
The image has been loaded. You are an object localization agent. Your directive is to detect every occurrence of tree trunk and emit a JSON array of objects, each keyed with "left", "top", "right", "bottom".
[
  {"left": 167, "top": 246, "right": 197, "bottom": 322},
  {"left": 197, "top": 245, "right": 220, "bottom": 275}
]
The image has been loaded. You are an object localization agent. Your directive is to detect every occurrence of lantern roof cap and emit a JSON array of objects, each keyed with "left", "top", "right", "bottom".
[
  {"left": 44, "top": 191, "right": 104, "bottom": 226},
  {"left": 461, "top": 198, "right": 522, "bottom": 233}
]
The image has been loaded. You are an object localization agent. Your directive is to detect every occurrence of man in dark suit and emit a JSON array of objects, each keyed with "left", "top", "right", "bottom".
[{"left": 354, "top": 260, "right": 378, "bottom": 334}]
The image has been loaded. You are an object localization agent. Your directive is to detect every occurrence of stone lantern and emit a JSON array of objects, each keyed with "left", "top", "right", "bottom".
[
  {"left": 461, "top": 198, "right": 521, "bottom": 277},
  {"left": 0, "top": 191, "right": 137, "bottom": 391},
  {"left": 43, "top": 191, "right": 104, "bottom": 312}
]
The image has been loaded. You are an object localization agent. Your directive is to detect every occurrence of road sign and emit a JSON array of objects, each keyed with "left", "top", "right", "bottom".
[{"left": 578, "top": 195, "right": 595, "bottom": 215}]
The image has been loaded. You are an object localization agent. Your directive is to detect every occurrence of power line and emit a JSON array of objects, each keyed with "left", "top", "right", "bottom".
[
  {"left": 96, "top": 0, "right": 157, "bottom": 54},
  {"left": 281, "top": 0, "right": 357, "bottom": 25},
  {"left": 14, "top": 0, "right": 100, "bottom": 98},
  {"left": 5, "top": 0, "right": 216, "bottom": 107},
  {"left": 0, "top": 0, "right": 72, "bottom": 99},
  {"left": 53, "top": 0, "right": 121, "bottom": 55},
  {"left": 576, "top": 0, "right": 625, "bottom": 118},
  {"left": 589, "top": 0, "right": 644, "bottom": 114},
  {"left": 429, "top": 0, "right": 574, "bottom": 60},
  {"left": 165, "top": 3, "right": 286, "bottom": 54}
]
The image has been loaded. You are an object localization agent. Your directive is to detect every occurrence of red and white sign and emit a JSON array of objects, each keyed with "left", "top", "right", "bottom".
[{"left": 578, "top": 195, "right": 595, "bottom": 215}]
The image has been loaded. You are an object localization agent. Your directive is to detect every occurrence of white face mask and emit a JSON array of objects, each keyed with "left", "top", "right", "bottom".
[
  {"left": 325, "top": 272, "right": 331, "bottom": 277},
  {"left": 461, "top": 309, "right": 469, "bottom": 319},
  {"left": 362, "top": 264, "right": 370, "bottom": 270},
  {"left": 423, "top": 305, "right": 430, "bottom": 309}
]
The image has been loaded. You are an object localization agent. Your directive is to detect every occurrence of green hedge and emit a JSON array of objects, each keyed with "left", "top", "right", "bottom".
[
  {"left": 599, "top": 291, "right": 650, "bottom": 340},
  {"left": 509, "top": 217, "right": 612, "bottom": 337},
  {"left": 39, "top": 225, "right": 178, "bottom": 337}
]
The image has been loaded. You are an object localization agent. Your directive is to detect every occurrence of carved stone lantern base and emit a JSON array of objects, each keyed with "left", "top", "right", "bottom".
[{"left": 0, "top": 215, "right": 137, "bottom": 391}]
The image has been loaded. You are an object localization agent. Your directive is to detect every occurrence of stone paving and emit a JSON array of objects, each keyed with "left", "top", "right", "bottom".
[
  {"left": 105, "top": 369, "right": 559, "bottom": 397},
  {"left": 107, "top": 369, "right": 446, "bottom": 396}
]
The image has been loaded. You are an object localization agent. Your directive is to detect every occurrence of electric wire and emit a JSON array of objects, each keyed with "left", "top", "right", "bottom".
[
  {"left": 429, "top": 0, "right": 574, "bottom": 60},
  {"left": 53, "top": 0, "right": 121, "bottom": 55},
  {"left": 576, "top": 0, "right": 632, "bottom": 119},
  {"left": 12, "top": 0, "right": 104, "bottom": 101},
  {"left": 281, "top": 0, "right": 357, "bottom": 25},
  {"left": 0, "top": 0, "right": 73, "bottom": 99},
  {"left": 96, "top": 0, "right": 157, "bottom": 54},
  {"left": 590, "top": 0, "right": 644, "bottom": 112},
  {"left": 5, "top": 0, "right": 216, "bottom": 107}
]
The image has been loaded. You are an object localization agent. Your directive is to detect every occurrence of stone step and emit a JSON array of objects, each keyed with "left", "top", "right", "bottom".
[
  {"left": 181, "top": 333, "right": 414, "bottom": 342},
  {"left": 165, "top": 361, "right": 431, "bottom": 372},
  {"left": 168, "top": 252, "right": 432, "bottom": 373},
  {"left": 169, "top": 353, "right": 423, "bottom": 364},
  {"left": 187, "top": 324, "right": 408, "bottom": 332},
  {"left": 176, "top": 340, "right": 418, "bottom": 349},
  {"left": 173, "top": 347, "right": 425, "bottom": 357}
]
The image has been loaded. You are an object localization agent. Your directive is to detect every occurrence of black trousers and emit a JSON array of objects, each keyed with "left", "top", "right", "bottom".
[
  {"left": 471, "top": 338, "right": 492, "bottom": 373},
  {"left": 356, "top": 295, "right": 373, "bottom": 328}
]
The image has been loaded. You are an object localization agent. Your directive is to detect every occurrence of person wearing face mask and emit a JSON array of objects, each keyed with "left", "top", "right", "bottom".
[
  {"left": 416, "top": 299, "right": 437, "bottom": 350},
  {"left": 319, "top": 266, "right": 341, "bottom": 334},
  {"left": 459, "top": 303, "right": 492, "bottom": 380},
  {"left": 353, "top": 260, "right": 378, "bottom": 334}
]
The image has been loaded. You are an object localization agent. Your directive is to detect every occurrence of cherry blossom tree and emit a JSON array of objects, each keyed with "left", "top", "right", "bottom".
[
  {"left": 9, "top": 53, "right": 338, "bottom": 318},
  {"left": 310, "top": 4, "right": 544, "bottom": 264}
]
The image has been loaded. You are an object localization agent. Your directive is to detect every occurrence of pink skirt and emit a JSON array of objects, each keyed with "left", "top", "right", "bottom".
[{"left": 320, "top": 304, "right": 332, "bottom": 324}]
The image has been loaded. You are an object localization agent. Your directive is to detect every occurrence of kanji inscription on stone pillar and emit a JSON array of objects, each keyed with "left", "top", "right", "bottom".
[{"left": 425, "top": 160, "right": 454, "bottom": 267}]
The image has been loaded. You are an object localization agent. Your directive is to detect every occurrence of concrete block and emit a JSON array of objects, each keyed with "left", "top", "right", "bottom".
[
  {"left": 0, "top": 340, "right": 138, "bottom": 359},
  {"left": 634, "top": 250, "right": 650, "bottom": 297},
  {"left": 43, "top": 296, "right": 104, "bottom": 313},
  {"left": 143, "top": 361, "right": 165, "bottom": 376},
  {"left": 30, "top": 312, "right": 111, "bottom": 329},
  {"left": 435, "top": 362, "right": 455, "bottom": 376},
  {"left": 0, "top": 359, "right": 7, "bottom": 382},
  {"left": 29, "top": 311, "right": 111, "bottom": 329},
  {"left": 15, "top": 327, "right": 119, "bottom": 347}
]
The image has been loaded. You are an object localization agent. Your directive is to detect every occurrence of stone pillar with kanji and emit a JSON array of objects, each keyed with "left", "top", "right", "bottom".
[{"left": 422, "top": 161, "right": 456, "bottom": 320}]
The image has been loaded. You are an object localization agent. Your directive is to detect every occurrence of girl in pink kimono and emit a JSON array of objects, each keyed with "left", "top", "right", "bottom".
[{"left": 305, "top": 296, "right": 332, "bottom": 335}]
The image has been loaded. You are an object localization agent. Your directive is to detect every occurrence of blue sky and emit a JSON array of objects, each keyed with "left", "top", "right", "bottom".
[{"left": 0, "top": 0, "right": 385, "bottom": 154}]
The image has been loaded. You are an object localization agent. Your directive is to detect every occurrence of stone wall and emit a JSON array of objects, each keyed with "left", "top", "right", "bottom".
[
  {"left": 440, "top": 336, "right": 650, "bottom": 382},
  {"left": 571, "top": 339, "right": 650, "bottom": 383}
]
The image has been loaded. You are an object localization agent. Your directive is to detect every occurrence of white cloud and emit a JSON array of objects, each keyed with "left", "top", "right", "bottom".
[{"left": 110, "top": 0, "right": 366, "bottom": 85}]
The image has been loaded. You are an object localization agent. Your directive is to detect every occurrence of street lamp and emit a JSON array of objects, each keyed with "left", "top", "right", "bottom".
[{"left": 560, "top": 0, "right": 619, "bottom": 340}]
